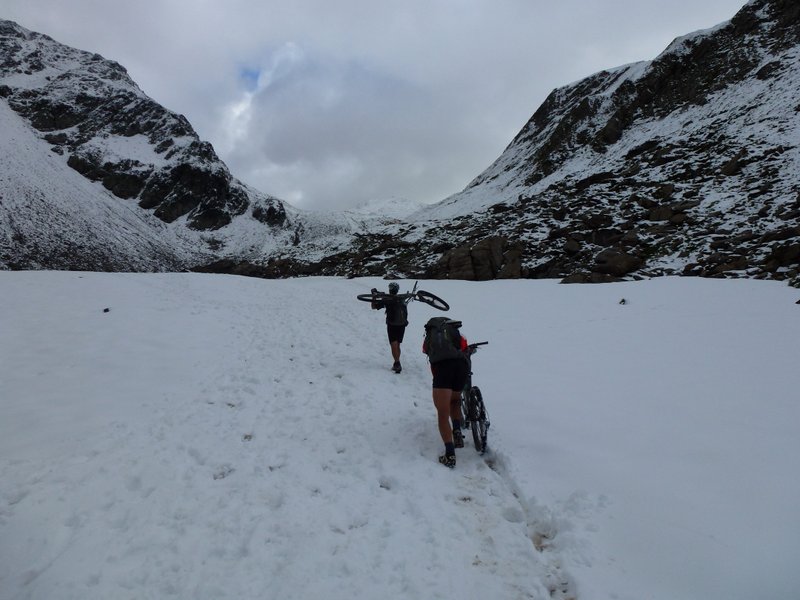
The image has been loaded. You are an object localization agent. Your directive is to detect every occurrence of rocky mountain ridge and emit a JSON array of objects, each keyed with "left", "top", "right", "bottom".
[
  {"left": 2, "top": 0, "right": 799, "bottom": 286},
  {"left": 286, "top": 0, "right": 797, "bottom": 286},
  {"left": 0, "top": 19, "right": 385, "bottom": 271}
]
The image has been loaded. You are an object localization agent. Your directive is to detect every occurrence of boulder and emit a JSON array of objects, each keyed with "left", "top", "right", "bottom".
[
  {"left": 593, "top": 249, "right": 643, "bottom": 276},
  {"left": 720, "top": 149, "right": 747, "bottom": 176},
  {"left": 564, "top": 238, "right": 582, "bottom": 255},
  {"left": 434, "top": 237, "right": 522, "bottom": 280}
]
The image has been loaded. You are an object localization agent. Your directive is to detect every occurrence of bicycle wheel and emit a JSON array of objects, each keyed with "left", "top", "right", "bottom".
[
  {"left": 469, "top": 387, "right": 487, "bottom": 453},
  {"left": 415, "top": 290, "right": 449, "bottom": 311},
  {"left": 357, "top": 291, "right": 416, "bottom": 303},
  {"left": 460, "top": 391, "right": 470, "bottom": 428},
  {"left": 356, "top": 292, "right": 388, "bottom": 302}
]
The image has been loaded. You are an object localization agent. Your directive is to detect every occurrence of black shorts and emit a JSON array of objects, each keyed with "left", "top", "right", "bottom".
[
  {"left": 387, "top": 324, "right": 406, "bottom": 344},
  {"left": 431, "top": 357, "right": 468, "bottom": 391}
]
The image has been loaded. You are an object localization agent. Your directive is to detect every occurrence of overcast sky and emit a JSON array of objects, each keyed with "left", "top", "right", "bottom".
[{"left": 4, "top": 0, "right": 748, "bottom": 211}]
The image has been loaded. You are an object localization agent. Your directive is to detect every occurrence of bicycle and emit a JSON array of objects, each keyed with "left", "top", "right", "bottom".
[
  {"left": 461, "top": 341, "right": 489, "bottom": 454},
  {"left": 356, "top": 282, "right": 450, "bottom": 311}
]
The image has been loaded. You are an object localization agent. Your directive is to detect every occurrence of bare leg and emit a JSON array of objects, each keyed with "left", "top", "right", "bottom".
[
  {"left": 432, "top": 387, "right": 454, "bottom": 444},
  {"left": 390, "top": 341, "right": 401, "bottom": 363}
]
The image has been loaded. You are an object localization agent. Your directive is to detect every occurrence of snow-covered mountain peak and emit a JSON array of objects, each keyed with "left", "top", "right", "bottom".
[{"left": 348, "top": 196, "right": 427, "bottom": 220}]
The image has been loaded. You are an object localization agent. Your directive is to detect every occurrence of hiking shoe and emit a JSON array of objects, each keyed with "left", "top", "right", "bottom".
[
  {"left": 453, "top": 429, "right": 464, "bottom": 448},
  {"left": 438, "top": 454, "right": 456, "bottom": 468},
  {"left": 392, "top": 361, "right": 402, "bottom": 373}
]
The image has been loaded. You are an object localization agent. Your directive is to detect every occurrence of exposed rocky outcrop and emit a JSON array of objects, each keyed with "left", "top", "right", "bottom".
[{"left": 426, "top": 237, "right": 523, "bottom": 280}]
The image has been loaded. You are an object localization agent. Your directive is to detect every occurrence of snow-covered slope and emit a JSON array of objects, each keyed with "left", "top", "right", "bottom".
[
  {"left": 0, "top": 99, "right": 198, "bottom": 269},
  {"left": 2, "top": 272, "right": 799, "bottom": 599},
  {"left": 348, "top": 196, "right": 426, "bottom": 220}
]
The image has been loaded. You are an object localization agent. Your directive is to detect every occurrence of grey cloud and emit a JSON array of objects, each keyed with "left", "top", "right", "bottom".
[{"left": 215, "top": 47, "right": 491, "bottom": 209}]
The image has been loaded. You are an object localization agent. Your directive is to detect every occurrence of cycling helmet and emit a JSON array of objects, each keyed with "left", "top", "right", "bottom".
[{"left": 388, "top": 282, "right": 399, "bottom": 294}]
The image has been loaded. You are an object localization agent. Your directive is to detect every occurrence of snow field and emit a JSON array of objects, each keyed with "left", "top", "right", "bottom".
[{"left": 2, "top": 272, "right": 799, "bottom": 600}]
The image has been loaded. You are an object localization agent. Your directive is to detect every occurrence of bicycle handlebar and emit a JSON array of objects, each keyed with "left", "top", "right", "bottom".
[
  {"left": 466, "top": 341, "right": 488, "bottom": 354},
  {"left": 366, "top": 290, "right": 414, "bottom": 301}
]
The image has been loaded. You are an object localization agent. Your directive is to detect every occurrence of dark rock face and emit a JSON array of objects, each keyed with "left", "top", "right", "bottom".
[
  {"left": 428, "top": 237, "right": 522, "bottom": 280},
  {"left": 593, "top": 249, "right": 643, "bottom": 277},
  {"left": 252, "top": 203, "right": 287, "bottom": 227}
]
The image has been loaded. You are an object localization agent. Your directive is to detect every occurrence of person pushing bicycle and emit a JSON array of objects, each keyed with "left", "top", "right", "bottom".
[
  {"left": 422, "top": 317, "right": 469, "bottom": 468},
  {"left": 371, "top": 281, "right": 408, "bottom": 373}
]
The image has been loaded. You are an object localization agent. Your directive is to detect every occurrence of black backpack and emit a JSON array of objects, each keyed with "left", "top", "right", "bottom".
[{"left": 424, "top": 317, "right": 463, "bottom": 363}]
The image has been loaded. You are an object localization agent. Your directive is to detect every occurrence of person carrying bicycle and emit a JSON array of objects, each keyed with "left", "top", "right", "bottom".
[
  {"left": 422, "top": 317, "right": 469, "bottom": 468},
  {"left": 371, "top": 281, "right": 408, "bottom": 373}
]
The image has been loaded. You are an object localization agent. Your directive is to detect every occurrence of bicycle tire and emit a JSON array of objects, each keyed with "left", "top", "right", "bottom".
[
  {"left": 357, "top": 291, "right": 417, "bottom": 303},
  {"left": 460, "top": 392, "right": 471, "bottom": 430},
  {"left": 415, "top": 290, "right": 449, "bottom": 311},
  {"left": 469, "top": 387, "right": 487, "bottom": 453},
  {"left": 356, "top": 292, "right": 389, "bottom": 302}
]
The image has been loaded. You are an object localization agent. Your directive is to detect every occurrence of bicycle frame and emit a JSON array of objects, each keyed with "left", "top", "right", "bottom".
[
  {"left": 460, "top": 342, "right": 489, "bottom": 453},
  {"left": 463, "top": 342, "right": 488, "bottom": 388}
]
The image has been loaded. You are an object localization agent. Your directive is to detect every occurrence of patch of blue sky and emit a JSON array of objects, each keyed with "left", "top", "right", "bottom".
[{"left": 239, "top": 67, "right": 261, "bottom": 91}]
